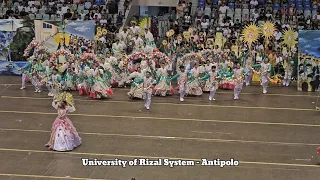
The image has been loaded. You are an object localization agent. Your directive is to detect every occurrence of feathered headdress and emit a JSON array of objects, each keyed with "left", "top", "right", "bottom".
[{"left": 56, "top": 92, "right": 74, "bottom": 106}]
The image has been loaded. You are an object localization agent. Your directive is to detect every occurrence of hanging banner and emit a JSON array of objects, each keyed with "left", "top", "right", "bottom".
[
  {"left": 298, "top": 30, "right": 320, "bottom": 91},
  {"left": 0, "top": 19, "right": 23, "bottom": 32},
  {"left": 34, "top": 20, "right": 95, "bottom": 52}
]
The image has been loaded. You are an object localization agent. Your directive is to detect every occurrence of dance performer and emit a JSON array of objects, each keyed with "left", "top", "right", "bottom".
[
  {"left": 31, "top": 61, "right": 44, "bottom": 93},
  {"left": 143, "top": 71, "right": 156, "bottom": 110},
  {"left": 125, "top": 67, "right": 145, "bottom": 99},
  {"left": 63, "top": 66, "right": 77, "bottom": 91},
  {"left": 283, "top": 58, "right": 294, "bottom": 87},
  {"left": 203, "top": 60, "right": 214, "bottom": 92},
  {"left": 254, "top": 58, "right": 271, "bottom": 94},
  {"left": 202, "top": 66, "right": 220, "bottom": 101},
  {"left": 171, "top": 65, "right": 189, "bottom": 102},
  {"left": 90, "top": 65, "right": 113, "bottom": 99},
  {"left": 47, "top": 68, "right": 62, "bottom": 97},
  {"left": 186, "top": 62, "right": 203, "bottom": 96},
  {"left": 19, "top": 59, "right": 36, "bottom": 90},
  {"left": 154, "top": 62, "right": 171, "bottom": 96},
  {"left": 45, "top": 93, "right": 81, "bottom": 151},
  {"left": 77, "top": 68, "right": 89, "bottom": 96},
  {"left": 244, "top": 57, "right": 254, "bottom": 86},
  {"left": 233, "top": 63, "right": 246, "bottom": 100}
]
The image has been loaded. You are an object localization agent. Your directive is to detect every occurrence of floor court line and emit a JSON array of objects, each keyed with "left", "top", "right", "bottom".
[
  {"left": 115, "top": 88, "right": 315, "bottom": 97},
  {"left": 0, "top": 95, "right": 315, "bottom": 111},
  {"left": 0, "top": 148, "right": 319, "bottom": 168},
  {"left": 0, "top": 110, "right": 319, "bottom": 127},
  {"left": 3, "top": 85, "right": 11, "bottom": 90},
  {"left": 0, "top": 84, "right": 315, "bottom": 97},
  {"left": 1, "top": 128, "right": 318, "bottom": 146},
  {"left": 0, "top": 174, "right": 105, "bottom": 180}
]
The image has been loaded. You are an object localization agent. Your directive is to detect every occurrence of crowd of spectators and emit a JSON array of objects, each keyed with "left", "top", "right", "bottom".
[
  {"left": 160, "top": 0, "right": 320, "bottom": 66},
  {"left": 0, "top": 0, "right": 132, "bottom": 27},
  {"left": 0, "top": 0, "right": 319, "bottom": 68}
]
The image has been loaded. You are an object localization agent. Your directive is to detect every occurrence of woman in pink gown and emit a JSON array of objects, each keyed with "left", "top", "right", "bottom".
[{"left": 45, "top": 100, "right": 82, "bottom": 151}]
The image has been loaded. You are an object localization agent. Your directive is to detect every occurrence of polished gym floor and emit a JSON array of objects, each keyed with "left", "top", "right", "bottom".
[{"left": 0, "top": 76, "right": 319, "bottom": 180}]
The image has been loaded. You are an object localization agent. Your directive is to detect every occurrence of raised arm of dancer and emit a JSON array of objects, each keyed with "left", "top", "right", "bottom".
[
  {"left": 52, "top": 100, "right": 59, "bottom": 110},
  {"left": 67, "top": 105, "right": 76, "bottom": 112},
  {"left": 170, "top": 73, "right": 180, "bottom": 81},
  {"left": 200, "top": 72, "right": 210, "bottom": 81}
]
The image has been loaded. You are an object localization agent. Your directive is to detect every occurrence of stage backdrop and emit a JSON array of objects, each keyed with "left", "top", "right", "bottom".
[
  {"left": 34, "top": 20, "right": 95, "bottom": 53},
  {"left": 298, "top": 30, "right": 320, "bottom": 91},
  {"left": 0, "top": 19, "right": 24, "bottom": 61}
]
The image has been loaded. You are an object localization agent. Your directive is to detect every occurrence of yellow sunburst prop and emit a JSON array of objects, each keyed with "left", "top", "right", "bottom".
[
  {"left": 94, "top": 35, "right": 99, "bottom": 41},
  {"left": 177, "top": 34, "right": 183, "bottom": 41},
  {"left": 183, "top": 31, "right": 190, "bottom": 38},
  {"left": 166, "top": 31, "right": 171, "bottom": 38},
  {"left": 96, "top": 27, "right": 102, "bottom": 32},
  {"left": 162, "top": 40, "right": 168, "bottom": 46},
  {"left": 96, "top": 30, "right": 102, "bottom": 37},
  {"left": 56, "top": 92, "right": 74, "bottom": 106},
  {"left": 139, "top": 17, "right": 149, "bottom": 32},
  {"left": 54, "top": 33, "right": 70, "bottom": 45},
  {"left": 241, "top": 23, "right": 260, "bottom": 47},
  {"left": 169, "top": 29, "right": 175, "bottom": 36},
  {"left": 261, "top": 21, "right": 275, "bottom": 39},
  {"left": 282, "top": 28, "right": 297, "bottom": 48},
  {"left": 102, "top": 28, "right": 108, "bottom": 35}
]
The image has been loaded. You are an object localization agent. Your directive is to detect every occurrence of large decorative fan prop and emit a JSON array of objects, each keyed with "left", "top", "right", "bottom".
[
  {"left": 282, "top": 28, "right": 297, "bottom": 48},
  {"left": 261, "top": 22, "right": 275, "bottom": 39},
  {"left": 240, "top": 24, "right": 260, "bottom": 47},
  {"left": 56, "top": 92, "right": 74, "bottom": 106}
]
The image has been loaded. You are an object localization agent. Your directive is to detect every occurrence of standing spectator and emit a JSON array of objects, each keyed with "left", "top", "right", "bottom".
[
  {"left": 20, "top": 8, "right": 28, "bottom": 17},
  {"left": 289, "top": 4, "right": 295, "bottom": 22},
  {"left": 116, "top": 12, "right": 123, "bottom": 27},
  {"left": 274, "top": 30, "right": 282, "bottom": 43},
  {"left": 204, "top": 5, "right": 211, "bottom": 19},
  {"left": 123, "top": 0, "right": 129, "bottom": 15},
  {"left": 250, "top": 0, "right": 258, "bottom": 8},
  {"left": 30, "top": 4, "right": 38, "bottom": 14},
  {"left": 219, "top": 3, "right": 229, "bottom": 14},
  {"left": 94, "top": 10, "right": 102, "bottom": 19},
  {"left": 176, "top": 2, "right": 184, "bottom": 19},
  {"left": 187, "top": 2, "right": 192, "bottom": 14},
  {"left": 184, "top": 12, "right": 191, "bottom": 25},
  {"left": 201, "top": 18, "right": 209, "bottom": 32},
  {"left": 14, "top": 6, "right": 20, "bottom": 16},
  {"left": 6, "top": 7, "right": 14, "bottom": 16},
  {"left": 265, "top": 10, "right": 273, "bottom": 21},
  {"left": 100, "top": 14, "right": 108, "bottom": 24},
  {"left": 64, "top": 9, "right": 73, "bottom": 19}
]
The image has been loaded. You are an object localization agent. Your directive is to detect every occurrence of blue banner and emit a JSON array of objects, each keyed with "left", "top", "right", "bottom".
[
  {"left": 65, "top": 20, "right": 95, "bottom": 41},
  {"left": 0, "top": 60, "right": 25, "bottom": 75}
]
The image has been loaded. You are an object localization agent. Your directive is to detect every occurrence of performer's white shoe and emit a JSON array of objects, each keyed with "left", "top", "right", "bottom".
[
  {"left": 180, "top": 97, "right": 184, "bottom": 102},
  {"left": 209, "top": 97, "right": 215, "bottom": 101},
  {"left": 20, "top": 87, "right": 25, "bottom": 90},
  {"left": 263, "top": 90, "right": 267, "bottom": 94},
  {"left": 234, "top": 96, "right": 238, "bottom": 100},
  {"left": 37, "top": 90, "right": 41, "bottom": 93}
]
